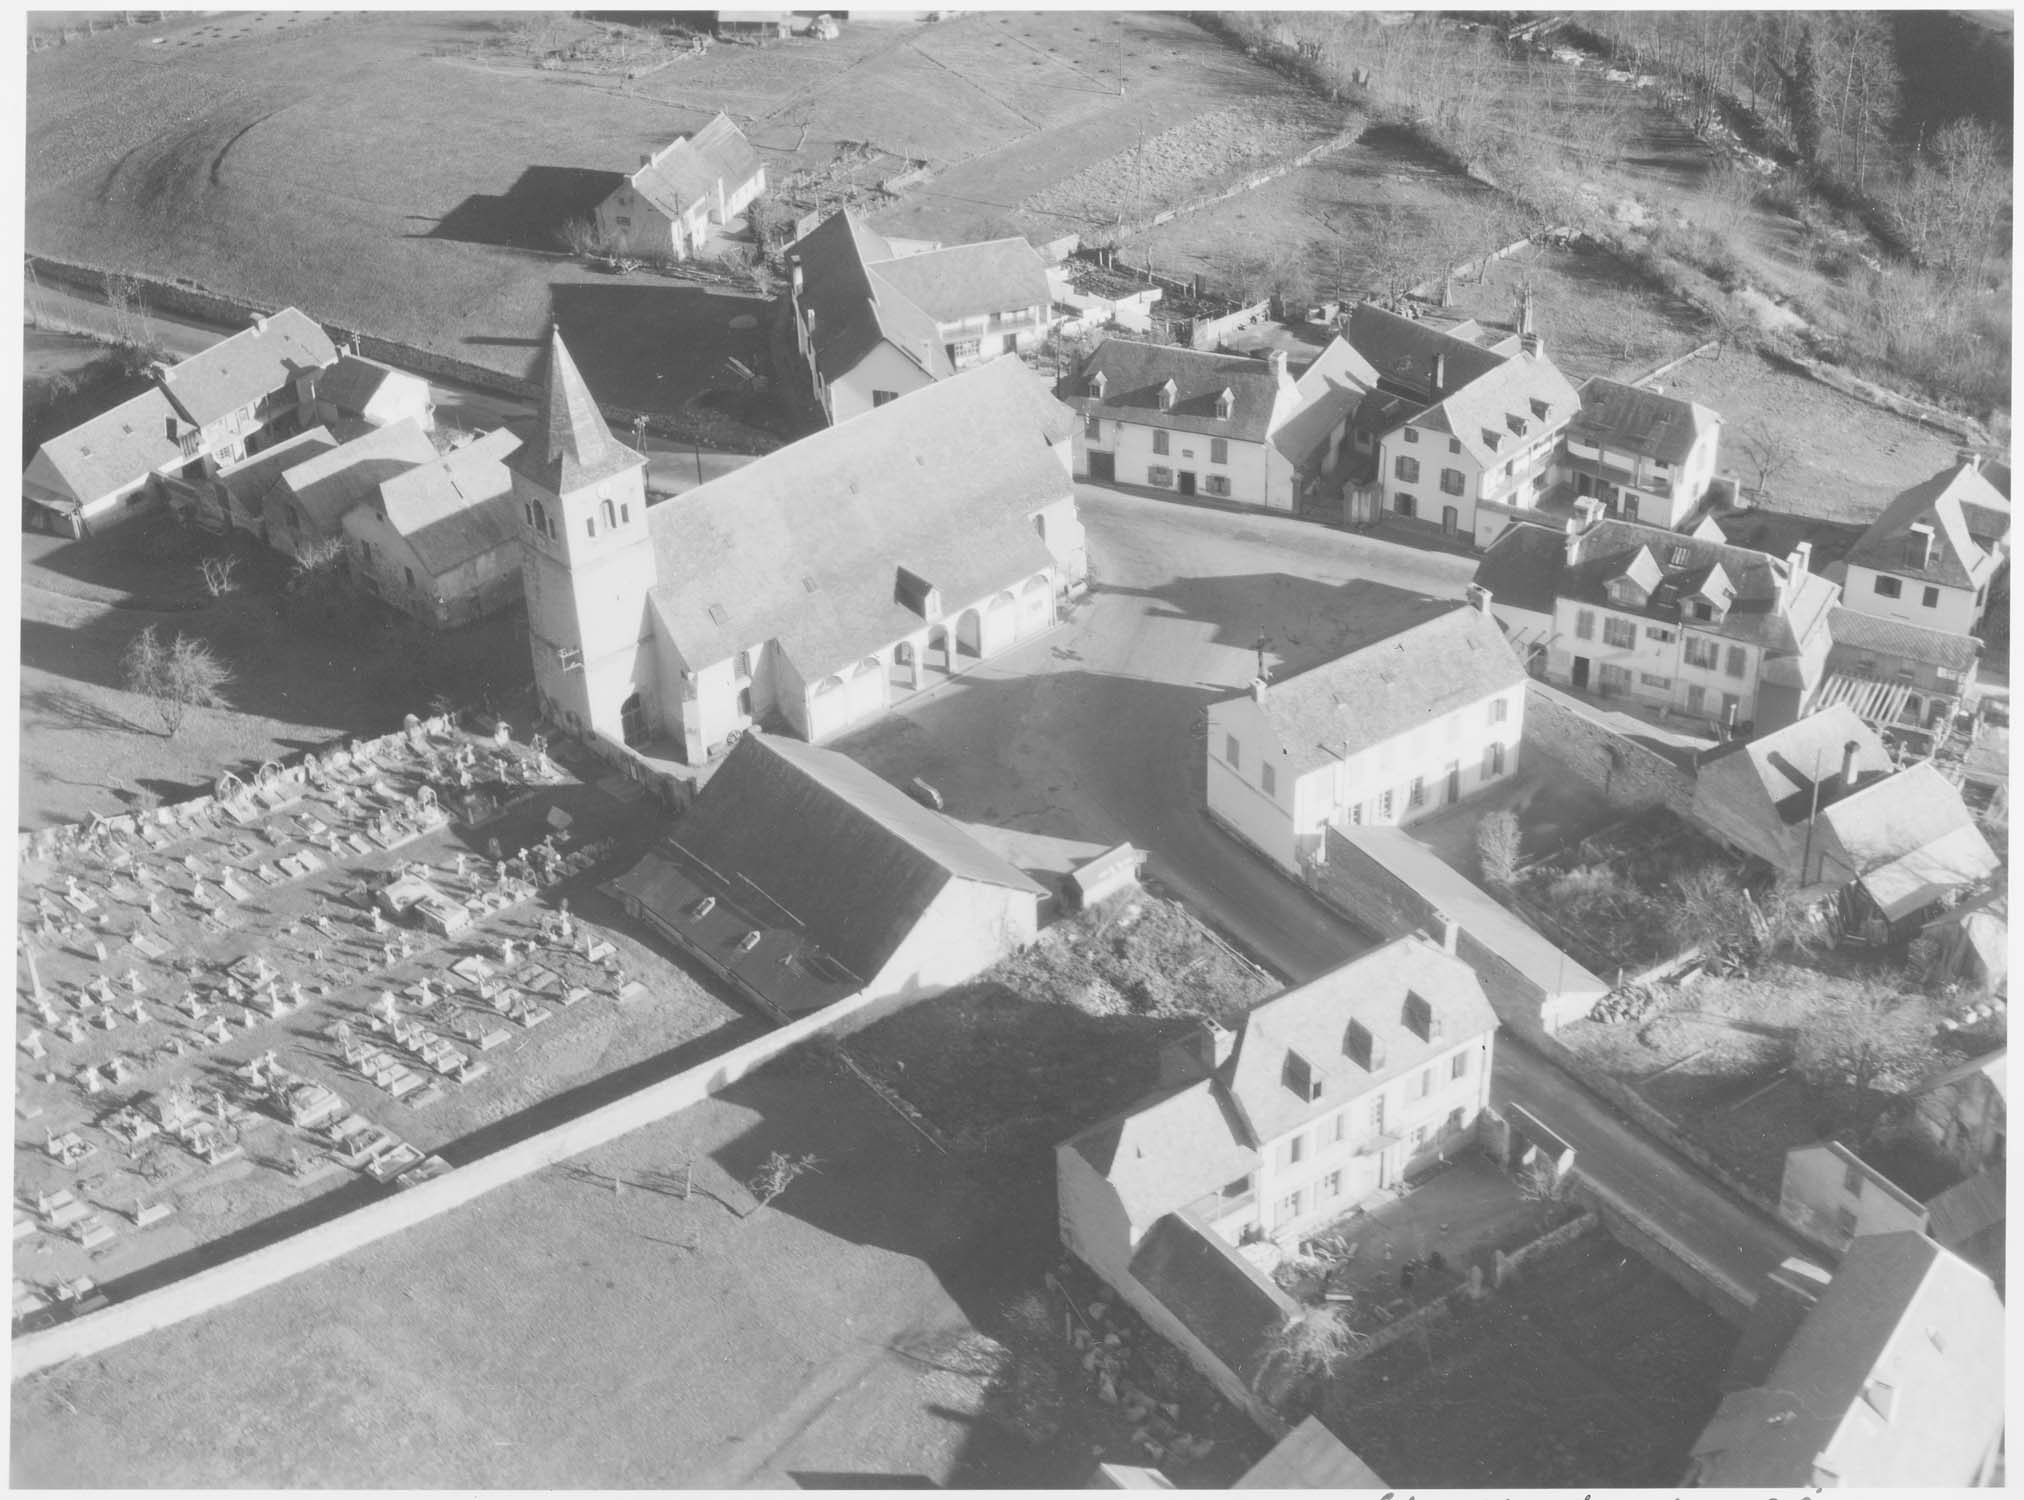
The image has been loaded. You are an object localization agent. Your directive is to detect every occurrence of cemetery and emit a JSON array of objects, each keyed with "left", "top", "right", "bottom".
[{"left": 12, "top": 712, "right": 747, "bottom": 1324}]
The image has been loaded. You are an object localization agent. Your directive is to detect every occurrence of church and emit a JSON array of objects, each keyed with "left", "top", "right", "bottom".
[{"left": 514, "top": 329, "right": 1088, "bottom": 769}]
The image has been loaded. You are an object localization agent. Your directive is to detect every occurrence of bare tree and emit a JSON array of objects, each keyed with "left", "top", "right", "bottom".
[
  {"left": 1791, "top": 983, "right": 1942, "bottom": 1136},
  {"left": 197, "top": 555, "right": 241, "bottom": 597},
  {"left": 1735, "top": 414, "right": 1796, "bottom": 501},
  {"left": 1476, "top": 810, "right": 1521, "bottom": 890},
  {"left": 745, "top": 1150, "right": 820, "bottom": 1214},
  {"left": 120, "top": 625, "right": 235, "bottom": 737}
]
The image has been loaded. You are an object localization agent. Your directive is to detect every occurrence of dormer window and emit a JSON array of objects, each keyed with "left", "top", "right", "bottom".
[
  {"left": 1088, "top": 370, "right": 1107, "bottom": 399},
  {"left": 1669, "top": 545, "right": 1692, "bottom": 566},
  {"left": 1403, "top": 991, "right": 1441, "bottom": 1042},
  {"left": 1905, "top": 523, "right": 1934, "bottom": 570},
  {"left": 1530, "top": 398, "right": 1549, "bottom": 420},
  {"left": 1156, "top": 378, "right": 1176, "bottom": 412},
  {"left": 1689, "top": 599, "right": 1714, "bottom": 622},
  {"left": 1344, "top": 1019, "right": 1386, "bottom": 1072},
  {"left": 1606, "top": 578, "right": 1644, "bottom": 606},
  {"left": 1481, "top": 429, "right": 1502, "bottom": 452},
  {"left": 1507, "top": 414, "right": 1528, "bottom": 436},
  {"left": 1214, "top": 387, "right": 1234, "bottom": 421},
  {"left": 1282, "top": 1050, "right": 1323, "bottom": 1102}
]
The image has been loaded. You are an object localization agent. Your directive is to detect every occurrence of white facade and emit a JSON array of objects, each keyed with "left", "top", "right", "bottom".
[
  {"left": 1840, "top": 563, "right": 1983, "bottom": 636},
  {"left": 811, "top": 338, "right": 936, "bottom": 426},
  {"left": 1555, "top": 598, "right": 1760, "bottom": 725},
  {"left": 1561, "top": 420, "right": 1720, "bottom": 531},
  {"left": 1077, "top": 415, "right": 1288, "bottom": 507}
]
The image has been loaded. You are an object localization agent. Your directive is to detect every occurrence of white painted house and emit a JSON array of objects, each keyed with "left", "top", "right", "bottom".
[
  {"left": 593, "top": 113, "right": 765, "bottom": 261},
  {"left": 1839, "top": 457, "right": 2010, "bottom": 637},
  {"left": 1561, "top": 377, "right": 1722, "bottom": 530},
  {"left": 1206, "top": 598, "right": 1528, "bottom": 873},
  {"left": 311, "top": 352, "right": 434, "bottom": 434}
]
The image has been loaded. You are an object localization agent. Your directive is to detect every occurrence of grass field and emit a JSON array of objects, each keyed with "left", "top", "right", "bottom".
[
  {"left": 10, "top": 1053, "right": 1260, "bottom": 1488},
  {"left": 1316, "top": 1230, "right": 1736, "bottom": 1488}
]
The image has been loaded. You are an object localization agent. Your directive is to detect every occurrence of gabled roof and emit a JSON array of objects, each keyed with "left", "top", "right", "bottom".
[
  {"left": 1068, "top": 1078, "right": 1260, "bottom": 1231},
  {"left": 1561, "top": 517, "right": 1840, "bottom": 654},
  {"left": 1696, "top": 705, "right": 1895, "bottom": 830},
  {"left": 1689, "top": 1232, "right": 2004, "bottom": 1488},
  {"left": 314, "top": 353, "right": 424, "bottom": 418},
  {"left": 23, "top": 386, "right": 183, "bottom": 508},
  {"left": 1569, "top": 376, "right": 1719, "bottom": 466},
  {"left": 154, "top": 307, "right": 337, "bottom": 428},
  {"left": 1225, "top": 935, "right": 1498, "bottom": 1145},
  {"left": 1213, "top": 603, "right": 1526, "bottom": 776},
  {"left": 1413, "top": 350, "right": 1581, "bottom": 471},
  {"left": 788, "top": 208, "right": 953, "bottom": 385},
  {"left": 686, "top": 111, "right": 763, "bottom": 190},
  {"left": 1471, "top": 520, "right": 1566, "bottom": 617},
  {"left": 274, "top": 418, "right": 437, "bottom": 532},
  {"left": 1058, "top": 339, "right": 1295, "bottom": 444},
  {"left": 866, "top": 236, "right": 1050, "bottom": 323},
  {"left": 645, "top": 356, "right": 1072, "bottom": 672},
  {"left": 1236, "top": 1416, "right": 1388, "bottom": 1489},
  {"left": 1127, "top": 1212, "right": 1294, "bottom": 1390},
  {"left": 667, "top": 734, "right": 1043, "bottom": 986},
  {"left": 1345, "top": 301, "right": 1505, "bottom": 401},
  {"left": 1822, "top": 761, "right": 1998, "bottom": 919},
  {"left": 509, "top": 327, "right": 645, "bottom": 496},
  {"left": 214, "top": 426, "right": 342, "bottom": 522},
  {"left": 1827, "top": 605, "right": 1983, "bottom": 673},
  {"left": 371, "top": 428, "right": 524, "bottom": 576},
  {"left": 1845, "top": 460, "right": 2010, "bottom": 590}
]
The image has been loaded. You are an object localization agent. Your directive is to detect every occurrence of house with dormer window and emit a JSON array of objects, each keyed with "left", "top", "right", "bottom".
[
  {"left": 1056, "top": 934, "right": 1498, "bottom": 1420},
  {"left": 1060, "top": 337, "right": 1364, "bottom": 510},
  {"left": 1560, "top": 377, "right": 1722, "bottom": 530},
  {"left": 1838, "top": 457, "right": 2009, "bottom": 637},
  {"left": 1474, "top": 505, "right": 1840, "bottom": 732}
]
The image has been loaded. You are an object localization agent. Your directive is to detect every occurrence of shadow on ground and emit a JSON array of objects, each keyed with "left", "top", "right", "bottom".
[{"left": 423, "top": 165, "right": 625, "bottom": 253}]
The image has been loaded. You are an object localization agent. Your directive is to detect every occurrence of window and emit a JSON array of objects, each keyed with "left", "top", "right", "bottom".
[
  {"left": 1328, "top": 1110, "right": 1347, "bottom": 1146},
  {"left": 403, "top": 566, "right": 415, "bottom": 589},
  {"left": 602, "top": 498, "right": 618, "bottom": 529},
  {"left": 1261, "top": 762, "right": 1277, "bottom": 797},
  {"left": 1483, "top": 741, "right": 1506, "bottom": 776},
  {"left": 1147, "top": 465, "right": 1174, "bottom": 488},
  {"left": 1645, "top": 625, "right": 1676, "bottom": 643},
  {"left": 1416, "top": 1066, "right": 1434, "bottom": 1100},
  {"left": 1222, "top": 1174, "right": 1252, "bottom": 1200},
  {"left": 1489, "top": 696, "right": 1508, "bottom": 724},
  {"left": 1224, "top": 734, "right": 1241, "bottom": 769},
  {"left": 1622, "top": 496, "right": 1641, "bottom": 523},
  {"left": 736, "top": 648, "right": 755, "bottom": 677},
  {"left": 1379, "top": 789, "right": 1394, "bottom": 821},
  {"left": 1606, "top": 579, "right": 1642, "bottom": 606},
  {"left": 1445, "top": 1106, "right": 1466, "bottom": 1136},
  {"left": 1203, "top": 474, "right": 1231, "bottom": 498},
  {"left": 586, "top": 515, "right": 597, "bottom": 538},
  {"left": 1282, "top": 1051, "right": 1318, "bottom": 1101},
  {"left": 1346, "top": 801, "right": 1363, "bottom": 826},
  {"left": 1408, "top": 776, "right": 1424, "bottom": 807},
  {"left": 1395, "top": 455, "right": 1420, "bottom": 483},
  {"left": 1393, "top": 492, "right": 1417, "bottom": 519},
  {"left": 1923, "top": 585, "right": 1941, "bottom": 608},
  {"left": 1448, "top": 437, "right": 1461, "bottom": 454},
  {"left": 1687, "top": 684, "right": 1706, "bottom": 712},
  {"left": 953, "top": 339, "right": 980, "bottom": 359},
  {"left": 1282, "top": 1133, "right": 1308, "bottom": 1167},
  {"left": 1323, "top": 1170, "right": 1341, "bottom": 1199},
  {"left": 1084, "top": 414, "right": 1101, "bottom": 440},
  {"left": 1153, "top": 429, "right": 1170, "bottom": 456},
  {"left": 1835, "top": 1206, "right": 1859, "bottom": 1238},
  {"left": 1210, "top": 438, "right": 1228, "bottom": 464},
  {"left": 523, "top": 502, "right": 534, "bottom": 526},
  {"left": 1275, "top": 1191, "right": 1303, "bottom": 1226},
  {"left": 1844, "top": 1162, "right": 1866, "bottom": 1196},
  {"left": 1640, "top": 672, "right": 1672, "bottom": 689},
  {"left": 531, "top": 501, "right": 549, "bottom": 536},
  {"left": 1403, "top": 428, "right": 1419, "bottom": 444},
  {"left": 1684, "top": 636, "right": 1720, "bottom": 670},
  {"left": 621, "top": 505, "right": 631, "bottom": 524},
  {"left": 1575, "top": 609, "right": 1595, "bottom": 640},
  {"left": 1874, "top": 575, "right": 1903, "bottom": 599},
  {"left": 616, "top": 214, "right": 632, "bottom": 228},
  {"left": 1598, "top": 662, "right": 1633, "bottom": 693},
  {"left": 1440, "top": 468, "right": 1464, "bottom": 496},
  {"left": 1725, "top": 645, "right": 1747, "bottom": 678},
  {"left": 1451, "top": 1051, "right": 1469, "bottom": 1081},
  {"left": 873, "top": 390, "right": 898, "bottom": 408},
  {"left": 1410, "top": 1124, "right": 1428, "bottom": 1150},
  {"left": 1369, "top": 1094, "right": 1386, "bottom": 1132},
  {"left": 1602, "top": 617, "right": 1637, "bottom": 649}
]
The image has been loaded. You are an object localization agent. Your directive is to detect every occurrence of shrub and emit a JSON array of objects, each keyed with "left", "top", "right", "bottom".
[{"left": 120, "top": 625, "right": 235, "bottom": 737}]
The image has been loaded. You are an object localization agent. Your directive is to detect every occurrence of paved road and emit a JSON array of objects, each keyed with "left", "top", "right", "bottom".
[{"left": 857, "top": 483, "right": 1812, "bottom": 1302}]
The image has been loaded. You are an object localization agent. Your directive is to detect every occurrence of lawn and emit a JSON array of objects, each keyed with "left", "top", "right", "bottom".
[
  {"left": 1314, "top": 1230, "right": 1736, "bottom": 1488},
  {"left": 846, "top": 893, "right": 1280, "bottom": 1159},
  {"left": 19, "top": 519, "right": 534, "bottom": 830},
  {"left": 10, "top": 1052, "right": 1262, "bottom": 1488}
]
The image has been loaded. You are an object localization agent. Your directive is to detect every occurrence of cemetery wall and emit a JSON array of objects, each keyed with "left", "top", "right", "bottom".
[{"left": 13, "top": 984, "right": 888, "bottom": 1378}]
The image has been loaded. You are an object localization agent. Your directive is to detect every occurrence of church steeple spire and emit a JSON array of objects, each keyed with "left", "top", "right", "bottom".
[{"left": 512, "top": 324, "right": 644, "bottom": 495}]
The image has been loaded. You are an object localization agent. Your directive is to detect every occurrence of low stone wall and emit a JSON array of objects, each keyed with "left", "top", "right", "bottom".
[
  {"left": 1522, "top": 684, "right": 1698, "bottom": 818},
  {"left": 1569, "top": 1177, "right": 1757, "bottom": 1326},
  {"left": 12, "top": 982, "right": 897, "bottom": 1378}
]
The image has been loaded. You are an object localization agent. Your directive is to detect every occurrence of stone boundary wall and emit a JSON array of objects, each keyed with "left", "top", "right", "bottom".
[
  {"left": 1569, "top": 1177, "right": 1757, "bottom": 1326},
  {"left": 1095, "top": 125, "right": 1364, "bottom": 261},
  {"left": 11, "top": 982, "right": 909, "bottom": 1378},
  {"left": 1522, "top": 684, "right": 1698, "bottom": 818}
]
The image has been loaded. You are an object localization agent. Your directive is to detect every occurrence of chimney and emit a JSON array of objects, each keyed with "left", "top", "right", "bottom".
[
  {"left": 803, "top": 307, "right": 817, "bottom": 338},
  {"left": 1841, "top": 739, "right": 1860, "bottom": 790},
  {"left": 1466, "top": 583, "right": 1492, "bottom": 615},
  {"left": 1267, "top": 350, "right": 1290, "bottom": 382},
  {"left": 1518, "top": 285, "right": 1535, "bottom": 338},
  {"left": 1520, "top": 331, "right": 1543, "bottom": 358},
  {"left": 1250, "top": 676, "right": 1269, "bottom": 704},
  {"left": 1431, "top": 909, "right": 1460, "bottom": 955},
  {"left": 1785, "top": 542, "right": 1813, "bottom": 601},
  {"left": 252, "top": 315, "right": 268, "bottom": 335},
  {"left": 790, "top": 256, "right": 804, "bottom": 296},
  {"left": 640, "top": 152, "right": 653, "bottom": 168},
  {"left": 1432, "top": 350, "right": 1447, "bottom": 394},
  {"left": 1155, "top": 1019, "right": 1235, "bottom": 1087},
  {"left": 1958, "top": 446, "right": 1981, "bottom": 473}
]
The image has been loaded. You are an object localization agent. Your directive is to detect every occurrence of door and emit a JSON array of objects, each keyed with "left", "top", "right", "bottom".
[
  {"left": 1571, "top": 656, "right": 1591, "bottom": 690},
  {"left": 1178, "top": 471, "right": 1197, "bottom": 497},
  {"left": 619, "top": 692, "right": 649, "bottom": 749},
  {"left": 1445, "top": 761, "right": 1461, "bottom": 804},
  {"left": 1442, "top": 505, "right": 1458, "bottom": 537},
  {"left": 1090, "top": 451, "right": 1115, "bottom": 483}
]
